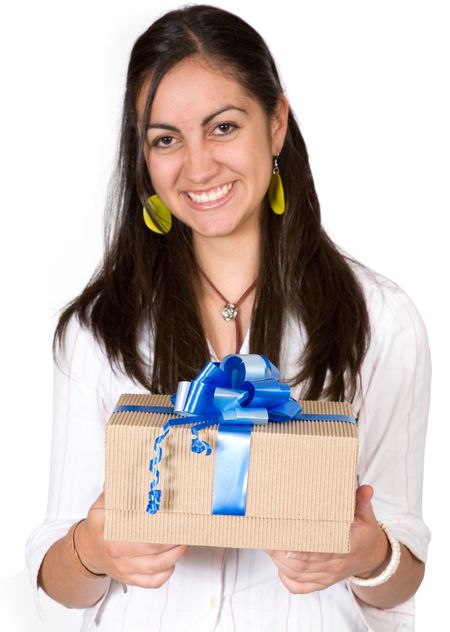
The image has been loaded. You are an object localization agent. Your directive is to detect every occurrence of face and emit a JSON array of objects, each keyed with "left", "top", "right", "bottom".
[{"left": 137, "top": 57, "right": 288, "bottom": 241}]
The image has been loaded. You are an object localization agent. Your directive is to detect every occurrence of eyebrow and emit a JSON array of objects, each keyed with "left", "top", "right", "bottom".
[{"left": 147, "top": 105, "right": 248, "bottom": 132}]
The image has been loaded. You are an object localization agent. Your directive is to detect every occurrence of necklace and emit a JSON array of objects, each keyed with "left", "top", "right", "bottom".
[{"left": 197, "top": 267, "right": 257, "bottom": 354}]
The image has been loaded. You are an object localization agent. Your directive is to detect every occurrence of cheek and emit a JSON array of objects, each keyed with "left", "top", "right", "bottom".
[
  {"left": 143, "top": 149, "right": 156, "bottom": 187},
  {"left": 252, "top": 153, "right": 273, "bottom": 193},
  {"left": 146, "top": 156, "right": 176, "bottom": 194},
  {"left": 247, "top": 136, "right": 273, "bottom": 186},
  {"left": 144, "top": 155, "right": 153, "bottom": 185}
]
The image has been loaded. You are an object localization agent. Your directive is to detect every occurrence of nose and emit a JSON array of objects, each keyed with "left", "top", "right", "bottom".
[{"left": 182, "top": 140, "right": 219, "bottom": 185}]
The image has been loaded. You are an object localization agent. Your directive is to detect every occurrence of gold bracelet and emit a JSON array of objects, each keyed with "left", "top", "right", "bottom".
[{"left": 67, "top": 519, "right": 107, "bottom": 579}]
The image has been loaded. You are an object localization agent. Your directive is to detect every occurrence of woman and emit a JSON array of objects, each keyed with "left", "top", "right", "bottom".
[{"left": 26, "top": 5, "right": 430, "bottom": 631}]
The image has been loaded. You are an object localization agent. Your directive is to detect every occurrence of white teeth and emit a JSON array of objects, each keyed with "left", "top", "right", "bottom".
[{"left": 187, "top": 182, "right": 232, "bottom": 204}]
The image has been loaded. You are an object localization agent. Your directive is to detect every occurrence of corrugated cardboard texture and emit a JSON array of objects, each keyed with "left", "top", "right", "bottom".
[{"left": 105, "top": 394, "right": 358, "bottom": 552}]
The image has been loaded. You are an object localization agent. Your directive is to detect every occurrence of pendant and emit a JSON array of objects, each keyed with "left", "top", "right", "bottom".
[{"left": 222, "top": 303, "right": 238, "bottom": 322}]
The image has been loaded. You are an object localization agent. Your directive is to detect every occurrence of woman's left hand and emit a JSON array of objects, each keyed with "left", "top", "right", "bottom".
[{"left": 264, "top": 485, "right": 390, "bottom": 594}]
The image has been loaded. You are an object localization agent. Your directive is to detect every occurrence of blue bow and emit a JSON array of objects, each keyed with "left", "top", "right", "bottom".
[{"left": 173, "top": 354, "right": 301, "bottom": 452}]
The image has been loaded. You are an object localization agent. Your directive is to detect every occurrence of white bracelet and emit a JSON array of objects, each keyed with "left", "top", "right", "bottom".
[{"left": 349, "top": 522, "right": 401, "bottom": 587}]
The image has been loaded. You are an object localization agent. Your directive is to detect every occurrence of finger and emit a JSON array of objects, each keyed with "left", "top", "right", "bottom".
[
  {"left": 268, "top": 550, "right": 339, "bottom": 565},
  {"left": 140, "top": 544, "right": 190, "bottom": 567},
  {"left": 90, "top": 491, "right": 105, "bottom": 510},
  {"left": 272, "top": 553, "right": 347, "bottom": 578},
  {"left": 125, "top": 567, "right": 176, "bottom": 590},
  {"left": 110, "top": 545, "right": 190, "bottom": 577},
  {"left": 278, "top": 571, "right": 328, "bottom": 595},
  {"left": 276, "top": 560, "right": 325, "bottom": 578},
  {"left": 355, "top": 484, "right": 373, "bottom": 513},
  {"left": 353, "top": 484, "right": 377, "bottom": 525},
  {"left": 285, "top": 551, "right": 336, "bottom": 562},
  {"left": 86, "top": 493, "right": 106, "bottom": 531},
  {"left": 108, "top": 542, "right": 186, "bottom": 558}
]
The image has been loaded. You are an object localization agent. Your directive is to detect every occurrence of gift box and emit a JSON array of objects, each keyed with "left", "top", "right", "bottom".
[{"left": 104, "top": 355, "right": 358, "bottom": 553}]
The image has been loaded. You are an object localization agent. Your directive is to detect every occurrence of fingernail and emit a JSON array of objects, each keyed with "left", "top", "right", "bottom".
[{"left": 286, "top": 551, "right": 299, "bottom": 559}]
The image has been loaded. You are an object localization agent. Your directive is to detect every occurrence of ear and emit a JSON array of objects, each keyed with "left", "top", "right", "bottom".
[{"left": 270, "top": 95, "right": 289, "bottom": 155}]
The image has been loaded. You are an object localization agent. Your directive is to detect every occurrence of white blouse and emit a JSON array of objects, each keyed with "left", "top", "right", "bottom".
[{"left": 26, "top": 265, "right": 431, "bottom": 631}]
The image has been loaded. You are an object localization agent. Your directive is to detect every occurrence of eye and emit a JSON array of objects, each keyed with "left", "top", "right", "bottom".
[
  {"left": 152, "top": 135, "right": 176, "bottom": 148},
  {"left": 213, "top": 122, "right": 237, "bottom": 136}
]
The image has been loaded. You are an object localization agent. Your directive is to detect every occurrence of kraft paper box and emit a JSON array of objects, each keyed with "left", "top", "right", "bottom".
[{"left": 104, "top": 393, "right": 358, "bottom": 553}]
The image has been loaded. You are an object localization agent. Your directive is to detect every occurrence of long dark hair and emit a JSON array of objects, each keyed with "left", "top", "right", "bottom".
[{"left": 55, "top": 5, "right": 370, "bottom": 401}]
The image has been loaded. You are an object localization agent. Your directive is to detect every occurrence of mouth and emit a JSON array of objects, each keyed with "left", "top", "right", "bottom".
[{"left": 182, "top": 182, "right": 235, "bottom": 209}]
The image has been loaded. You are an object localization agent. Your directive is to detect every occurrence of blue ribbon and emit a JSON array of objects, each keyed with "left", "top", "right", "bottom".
[{"left": 113, "top": 354, "right": 355, "bottom": 516}]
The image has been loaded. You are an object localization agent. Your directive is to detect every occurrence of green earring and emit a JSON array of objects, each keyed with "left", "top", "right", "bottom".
[
  {"left": 268, "top": 156, "right": 285, "bottom": 215},
  {"left": 143, "top": 194, "right": 172, "bottom": 234}
]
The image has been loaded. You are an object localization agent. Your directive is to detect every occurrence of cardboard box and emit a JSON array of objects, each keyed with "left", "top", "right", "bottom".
[{"left": 104, "top": 393, "right": 358, "bottom": 553}]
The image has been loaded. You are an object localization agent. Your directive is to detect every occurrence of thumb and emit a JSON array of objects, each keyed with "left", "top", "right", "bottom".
[
  {"left": 86, "top": 491, "right": 106, "bottom": 530},
  {"left": 354, "top": 484, "right": 375, "bottom": 523},
  {"left": 91, "top": 491, "right": 105, "bottom": 510}
]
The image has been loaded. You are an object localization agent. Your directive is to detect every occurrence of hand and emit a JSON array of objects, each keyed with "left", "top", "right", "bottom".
[
  {"left": 75, "top": 492, "right": 190, "bottom": 589},
  {"left": 264, "top": 485, "right": 389, "bottom": 594}
]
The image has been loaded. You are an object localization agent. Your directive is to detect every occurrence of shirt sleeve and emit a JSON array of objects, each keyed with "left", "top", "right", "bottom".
[
  {"left": 25, "top": 316, "right": 112, "bottom": 606},
  {"left": 349, "top": 274, "right": 431, "bottom": 631},
  {"left": 356, "top": 275, "right": 431, "bottom": 562}
]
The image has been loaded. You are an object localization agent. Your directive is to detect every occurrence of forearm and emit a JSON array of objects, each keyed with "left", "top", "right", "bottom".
[
  {"left": 351, "top": 544, "right": 425, "bottom": 609},
  {"left": 38, "top": 526, "right": 111, "bottom": 609}
]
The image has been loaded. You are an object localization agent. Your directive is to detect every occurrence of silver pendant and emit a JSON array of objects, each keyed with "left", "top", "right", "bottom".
[{"left": 222, "top": 303, "right": 238, "bottom": 322}]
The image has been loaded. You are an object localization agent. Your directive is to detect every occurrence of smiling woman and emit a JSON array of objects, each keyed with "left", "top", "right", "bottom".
[{"left": 25, "top": 4, "right": 430, "bottom": 632}]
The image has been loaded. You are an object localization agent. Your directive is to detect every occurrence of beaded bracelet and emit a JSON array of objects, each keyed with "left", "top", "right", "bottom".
[
  {"left": 67, "top": 519, "right": 107, "bottom": 579},
  {"left": 349, "top": 522, "right": 401, "bottom": 588}
]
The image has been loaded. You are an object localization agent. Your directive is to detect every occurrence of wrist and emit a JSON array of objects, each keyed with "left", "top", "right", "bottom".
[
  {"left": 68, "top": 519, "right": 107, "bottom": 579},
  {"left": 350, "top": 522, "right": 401, "bottom": 588},
  {"left": 356, "top": 522, "right": 390, "bottom": 580}
]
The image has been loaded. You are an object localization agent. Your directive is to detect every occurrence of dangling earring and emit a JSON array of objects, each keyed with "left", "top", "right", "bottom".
[
  {"left": 143, "top": 194, "right": 172, "bottom": 234},
  {"left": 267, "top": 155, "right": 285, "bottom": 215}
]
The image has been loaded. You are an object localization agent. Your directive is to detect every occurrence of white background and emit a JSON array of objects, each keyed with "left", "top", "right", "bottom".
[{"left": 0, "top": 1, "right": 448, "bottom": 629}]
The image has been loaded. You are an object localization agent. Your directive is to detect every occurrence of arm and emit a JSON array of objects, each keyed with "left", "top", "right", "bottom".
[
  {"left": 28, "top": 317, "right": 189, "bottom": 610},
  {"left": 267, "top": 274, "right": 431, "bottom": 608}
]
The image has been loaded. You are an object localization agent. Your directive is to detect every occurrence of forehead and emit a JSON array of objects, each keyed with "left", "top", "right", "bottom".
[{"left": 136, "top": 57, "right": 260, "bottom": 124}]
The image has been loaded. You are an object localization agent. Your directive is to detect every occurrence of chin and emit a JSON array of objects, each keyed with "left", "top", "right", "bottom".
[{"left": 190, "top": 220, "right": 239, "bottom": 239}]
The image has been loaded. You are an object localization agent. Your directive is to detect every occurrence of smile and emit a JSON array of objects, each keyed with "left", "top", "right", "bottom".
[{"left": 186, "top": 182, "right": 233, "bottom": 204}]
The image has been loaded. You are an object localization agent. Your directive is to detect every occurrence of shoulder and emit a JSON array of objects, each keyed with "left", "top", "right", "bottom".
[
  {"left": 349, "top": 261, "right": 431, "bottom": 417},
  {"left": 54, "top": 313, "right": 151, "bottom": 397},
  {"left": 54, "top": 313, "right": 109, "bottom": 380},
  {"left": 349, "top": 260, "right": 428, "bottom": 348}
]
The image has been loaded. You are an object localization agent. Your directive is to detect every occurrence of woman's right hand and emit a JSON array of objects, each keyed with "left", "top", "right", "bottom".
[{"left": 75, "top": 492, "right": 190, "bottom": 588}]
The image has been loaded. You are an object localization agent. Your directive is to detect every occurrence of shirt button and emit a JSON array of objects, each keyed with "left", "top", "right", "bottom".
[{"left": 210, "top": 596, "right": 218, "bottom": 608}]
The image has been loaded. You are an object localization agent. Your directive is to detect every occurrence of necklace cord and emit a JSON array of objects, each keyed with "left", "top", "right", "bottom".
[{"left": 197, "top": 267, "right": 257, "bottom": 354}]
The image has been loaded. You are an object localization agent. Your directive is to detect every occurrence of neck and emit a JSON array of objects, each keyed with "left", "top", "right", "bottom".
[{"left": 193, "top": 228, "right": 260, "bottom": 301}]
